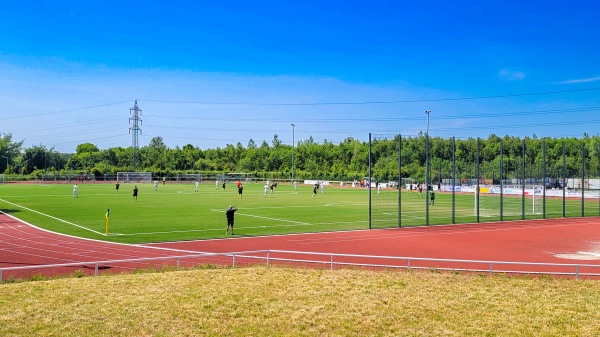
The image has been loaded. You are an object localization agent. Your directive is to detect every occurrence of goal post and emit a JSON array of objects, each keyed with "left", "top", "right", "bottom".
[
  {"left": 176, "top": 174, "right": 204, "bottom": 184},
  {"left": 222, "top": 172, "right": 256, "bottom": 183},
  {"left": 476, "top": 185, "right": 543, "bottom": 217},
  {"left": 117, "top": 172, "right": 152, "bottom": 183}
]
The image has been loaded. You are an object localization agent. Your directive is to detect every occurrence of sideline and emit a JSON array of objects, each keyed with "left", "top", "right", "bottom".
[{"left": 0, "top": 198, "right": 105, "bottom": 236}]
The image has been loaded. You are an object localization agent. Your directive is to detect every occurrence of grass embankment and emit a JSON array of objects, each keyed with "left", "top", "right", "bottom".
[{"left": 1, "top": 267, "right": 599, "bottom": 336}]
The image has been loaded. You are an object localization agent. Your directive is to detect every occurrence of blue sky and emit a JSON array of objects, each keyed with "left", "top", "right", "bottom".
[{"left": 1, "top": 1, "right": 600, "bottom": 153}]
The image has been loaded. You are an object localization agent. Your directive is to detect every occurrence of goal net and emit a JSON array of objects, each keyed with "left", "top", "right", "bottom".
[
  {"left": 477, "top": 186, "right": 544, "bottom": 218},
  {"left": 117, "top": 172, "right": 152, "bottom": 183},
  {"left": 176, "top": 174, "right": 204, "bottom": 184},
  {"left": 221, "top": 172, "right": 257, "bottom": 183}
]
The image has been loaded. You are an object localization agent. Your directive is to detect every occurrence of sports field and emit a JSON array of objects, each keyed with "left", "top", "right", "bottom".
[
  {"left": 0, "top": 182, "right": 594, "bottom": 244},
  {"left": 0, "top": 182, "right": 369, "bottom": 243}
]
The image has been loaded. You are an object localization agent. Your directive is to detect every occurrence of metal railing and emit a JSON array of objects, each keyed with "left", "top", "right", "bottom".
[{"left": 2, "top": 250, "right": 599, "bottom": 282}]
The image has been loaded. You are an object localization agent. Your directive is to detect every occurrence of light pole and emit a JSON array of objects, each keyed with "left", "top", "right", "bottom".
[
  {"left": 291, "top": 123, "right": 296, "bottom": 181},
  {"left": 424, "top": 110, "right": 431, "bottom": 226}
]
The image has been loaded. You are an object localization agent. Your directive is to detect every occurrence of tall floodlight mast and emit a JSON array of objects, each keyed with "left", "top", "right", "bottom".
[{"left": 129, "top": 100, "right": 143, "bottom": 168}]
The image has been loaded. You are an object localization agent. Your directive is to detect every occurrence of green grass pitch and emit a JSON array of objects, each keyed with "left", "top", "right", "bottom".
[
  {"left": 0, "top": 182, "right": 371, "bottom": 244},
  {"left": 0, "top": 182, "right": 596, "bottom": 244}
]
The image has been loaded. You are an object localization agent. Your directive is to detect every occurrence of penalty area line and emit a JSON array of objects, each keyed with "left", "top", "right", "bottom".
[
  {"left": 211, "top": 209, "right": 311, "bottom": 226},
  {"left": 0, "top": 198, "right": 105, "bottom": 236}
]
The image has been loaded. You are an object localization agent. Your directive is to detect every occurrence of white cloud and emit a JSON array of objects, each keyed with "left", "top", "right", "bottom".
[
  {"left": 498, "top": 69, "right": 526, "bottom": 81},
  {"left": 555, "top": 76, "right": 600, "bottom": 84}
]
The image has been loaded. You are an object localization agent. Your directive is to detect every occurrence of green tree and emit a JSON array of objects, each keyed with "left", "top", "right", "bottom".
[{"left": 0, "top": 133, "right": 23, "bottom": 173}]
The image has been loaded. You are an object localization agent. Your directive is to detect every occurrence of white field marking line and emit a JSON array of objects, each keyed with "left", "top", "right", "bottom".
[
  {"left": 107, "top": 218, "right": 367, "bottom": 237},
  {"left": 287, "top": 218, "right": 596, "bottom": 245},
  {"left": 324, "top": 202, "right": 367, "bottom": 207},
  {"left": 210, "top": 209, "right": 311, "bottom": 225},
  {"left": 110, "top": 228, "right": 232, "bottom": 236},
  {"left": 114, "top": 211, "right": 313, "bottom": 236},
  {"left": 209, "top": 203, "right": 367, "bottom": 211},
  {"left": 0, "top": 210, "right": 205, "bottom": 257},
  {"left": 0, "top": 198, "right": 105, "bottom": 236},
  {"left": 141, "top": 225, "right": 382, "bottom": 246}
]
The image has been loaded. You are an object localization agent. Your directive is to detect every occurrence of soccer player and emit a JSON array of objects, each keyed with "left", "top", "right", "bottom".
[
  {"left": 115, "top": 182, "right": 120, "bottom": 193},
  {"left": 430, "top": 191, "right": 435, "bottom": 205},
  {"left": 264, "top": 183, "right": 269, "bottom": 197},
  {"left": 312, "top": 183, "right": 318, "bottom": 198},
  {"left": 225, "top": 205, "right": 238, "bottom": 235},
  {"left": 293, "top": 181, "right": 298, "bottom": 191},
  {"left": 73, "top": 184, "right": 78, "bottom": 198},
  {"left": 154, "top": 180, "right": 158, "bottom": 191},
  {"left": 377, "top": 183, "right": 381, "bottom": 195},
  {"left": 195, "top": 181, "right": 199, "bottom": 192},
  {"left": 320, "top": 181, "right": 324, "bottom": 194},
  {"left": 133, "top": 186, "right": 138, "bottom": 201},
  {"left": 216, "top": 179, "right": 219, "bottom": 190},
  {"left": 237, "top": 183, "right": 243, "bottom": 199}
]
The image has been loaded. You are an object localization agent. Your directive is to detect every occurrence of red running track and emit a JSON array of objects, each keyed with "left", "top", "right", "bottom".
[
  {"left": 0, "top": 213, "right": 192, "bottom": 279},
  {"left": 2, "top": 212, "right": 599, "bottom": 279},
  {"left": 150, "top": 217, "right": 600, "bottom": 264}
]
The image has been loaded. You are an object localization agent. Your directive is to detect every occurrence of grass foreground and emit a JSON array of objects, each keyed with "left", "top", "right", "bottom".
[{"left": 1, "top": 267, "right": 599, "bottom": 337}]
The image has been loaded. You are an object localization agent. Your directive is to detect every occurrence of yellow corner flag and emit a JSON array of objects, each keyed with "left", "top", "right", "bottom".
[{"left": 105, "top": 208, "right": 110, "bottom": 236}]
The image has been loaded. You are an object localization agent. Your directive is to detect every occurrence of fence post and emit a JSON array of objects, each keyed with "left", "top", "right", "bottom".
[
  {"left": 489, "top": 262, "right": 493, "bottom": 276},
  {"left": 232, "top": 254, "right": 236, "bottom": 268},
  {"left": 177, "top": 257, "right": 180, "bottom": 269},
  {"left": 576, "top": 265, "right": 579, "bottom": 280},
  {"left": 95, "top": 263, "right": 99, "bottom": 276},
  {"left": 407, "top": 259, "right": 411, "bottom": 270},
  {"left": 330, "top": 255, "right": 334, "bottom": 270},
  {"left": 267, "top": 251, "right": 270, "bottom": 268},
  {"left": 0, "top": 269, "right": 3, "bottom": 281}
]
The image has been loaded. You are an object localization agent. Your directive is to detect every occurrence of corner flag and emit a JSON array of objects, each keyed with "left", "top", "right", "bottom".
[{"left": 105, "top": 208, "right": 110, "bottom": 235}]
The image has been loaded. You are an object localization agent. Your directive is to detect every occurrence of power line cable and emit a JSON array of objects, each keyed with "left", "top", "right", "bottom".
[
  {"left": 0, "top": 101, "right": 131, "bottom": 121},
  {"left": 140, "top": 87, "right": 600, "bottom": 106}
]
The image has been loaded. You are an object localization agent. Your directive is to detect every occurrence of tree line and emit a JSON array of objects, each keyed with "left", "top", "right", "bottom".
[{"left": 1, "top": 132, "right": 600, "bottom": 182}]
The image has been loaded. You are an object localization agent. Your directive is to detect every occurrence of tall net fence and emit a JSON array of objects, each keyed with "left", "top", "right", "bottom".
[
  {"left": 369, "top": 134, "right": 600, "bottom": 229},
  {"left": 369, "top": 134, "right": 403, "bottom": 229}
]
